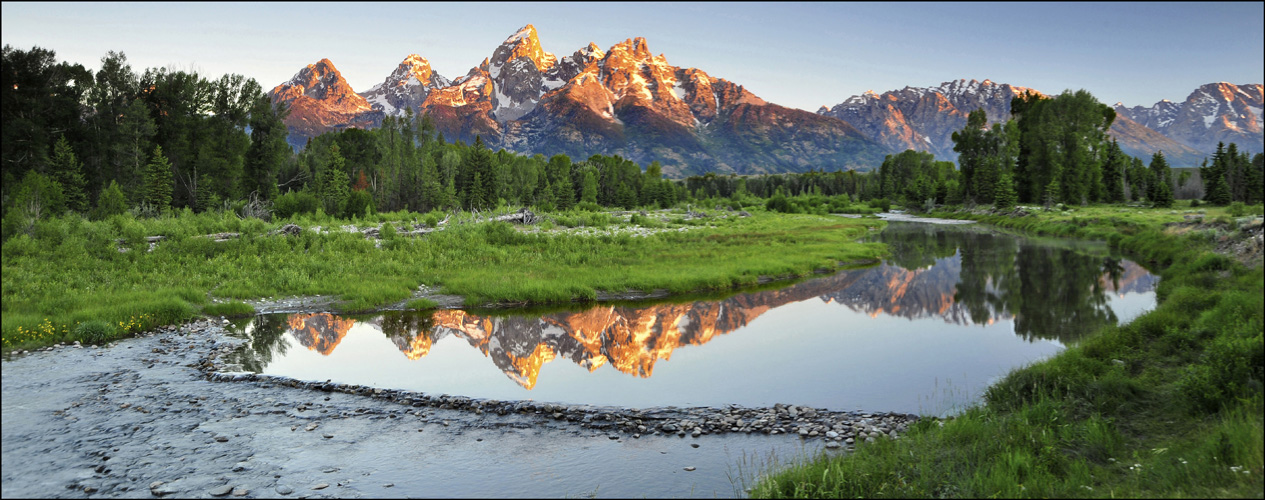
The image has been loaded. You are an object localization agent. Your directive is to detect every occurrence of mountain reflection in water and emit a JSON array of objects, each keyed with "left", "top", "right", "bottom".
[{"left": 231, "top": 223, "right": 1157, "bottom": 402}]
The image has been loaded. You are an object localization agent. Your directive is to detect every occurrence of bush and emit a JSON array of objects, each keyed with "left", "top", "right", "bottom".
[
  {"left": 765, "top": 193, "right": 795, "bottom": 213},
  {"left": 72, "top": 320, "right": 115, "bottom": 345},
  {"left": 1227, "top": 202, "right": 1247, "bottom": 217},
  {"left": 868, "top": 198, "right": 892, "bottom": 212},
  {"left": 345, "top": 190, "right": 375, "bottom": 219},
  {"left": 274, "top": 191, "right": 319, "bottom": 220}
]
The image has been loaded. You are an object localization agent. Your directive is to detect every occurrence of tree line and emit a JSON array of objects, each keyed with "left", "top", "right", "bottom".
[{"left": 3, "top": 45, "right": 1262, "bottom": 242}]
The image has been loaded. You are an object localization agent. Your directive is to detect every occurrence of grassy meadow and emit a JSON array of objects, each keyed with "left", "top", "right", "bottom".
[{"left": 1, "top": 206, "right": 885, "bottom": 352}]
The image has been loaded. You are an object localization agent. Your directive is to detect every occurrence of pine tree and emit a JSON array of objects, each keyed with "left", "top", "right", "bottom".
[
  {"left": 142, "top": 145, "right": 174, "bottom": 212},
  {"left": 94, "top": 179, "right": 128, "bottom": 220},
  {"left": 319, "top": 144, "right": 350, "bottom": 217},
  {"left": 1202, "top": 142, "right": 1232, "bottom": 206},
  {"left": 1148, "top": 152, "right": 1174, "bottom": 208},
  {"left": 1100, "top": 139, "right": 1127, "bottom": 203},
  {"left": 993, "top": 170, "right": 1017, "bottom": 210},
  {"left": 580, "top": 170, "right": 598, "bottom": 205},
  {"left": 48, "top": 136, "right": 88, "bottom": 213}
]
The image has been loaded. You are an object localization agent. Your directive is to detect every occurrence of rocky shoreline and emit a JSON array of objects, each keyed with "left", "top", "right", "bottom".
[{"left": 3, "top": 318, "right": 920, "bottom": 498}]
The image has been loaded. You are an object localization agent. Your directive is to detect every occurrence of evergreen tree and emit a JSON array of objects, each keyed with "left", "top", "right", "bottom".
[
  {"left": 48, "top": 136, "right": 88, "bottom": 213},
  {"left": 1100, "top": 139, "right": 1127, "bottom": 203},
  {"left": 319, "top": 143, "right": 350, "bottom": 217},
  {"left": 419, "top": 153, "right": 443, "bottom": 212},
  {"left": 1148, "top": 151, "right": 1174, "bottom": 208},
  {"left": 113, "top": 98, "right": 156, "bottom": 199},
  {"left": 142, "top": 145, "right": 174, "bottom": 212},
  {"left": 1247, "top": 153, "right": 1264, "bottom": 205},
  {"left": 94, "top": 179, "right": 128, "bottom": 220},
  {"left": 580, "top": 170, "right": 598, "bottom": 205},
  {"left": 1202, "top": 142, "right": 1232, "bottom": 205},
  {"left": 951, "top": 109, "right": 990, "bottom": 203},
  {"left": 243, "top": 95, "right": 288, "bottom": 201},
  {"left": 194, "top": 173, "right": 217, "bottom": 213},
  {"left": 993, "top": 170, "right": 1017, "bottom": 210}
]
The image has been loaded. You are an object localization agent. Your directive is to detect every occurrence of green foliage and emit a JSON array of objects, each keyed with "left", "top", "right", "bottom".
[
  {"left": 993, "top": 170, "right": 1017, "bottom": 210},
  {"left": 405, "top": 298, "right": 439, "bottom": 311},
  {"left": 1149, "top": 151, "right": 1174, "bottom": 208},
  {"left": 142, "top": 145, "right": 174, "bottom": 212},
  {"left": 318, "top": 143, "right": 350, "bottom": 217},
  {"left": 345, "top": 189, "right": 375, "bottom": 219},
  {"left": 71, "top": 320, "right": 115, "bottom": 345},
  {"left": 755, "top": 206, "right": 1264, "bottom": 499},
  {"left": 272, "top": 190, "right": 319, "bottom": 219},
  {"left": 2, "top": 170, "right": 64, "bottom": 240},
  {"left": 1011, "top": 90, "right": 1115, "bottom": 205},
  {"left": 202, "top": 301, "right": 255, "bottom": 317},
  {"left": 93, "top": 180, "right": 128, "bottom": 220},
  {"left": 1227, "top": 202, "right": 1247, "bottom": 218},
  {"left": 48, "top": 136, "right": 88, "bottom": 213}
]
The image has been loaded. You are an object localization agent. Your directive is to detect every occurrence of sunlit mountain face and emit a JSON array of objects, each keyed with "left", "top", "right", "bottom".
[{"left": 230, "top": 224, "right": 1157, "bottom": 411}]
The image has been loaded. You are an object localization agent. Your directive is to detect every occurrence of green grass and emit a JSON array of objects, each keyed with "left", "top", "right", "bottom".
[
  {"left": 202, "top": 301, "right": 256, "bottom": 318},
  {"left": 2, "top": 207, "right": 886, "bottom": 352},
  {"left": 405, "top": 298, "right": 440, "bottom": 311},
  {"left": 752, "top": 202, "right": 1263, "bottom": 498}
]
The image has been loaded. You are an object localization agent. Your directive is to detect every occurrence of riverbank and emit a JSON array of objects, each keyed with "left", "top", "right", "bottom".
[
  {"left": 752, "top": 204, "right": 1263, "bottom": 498},
  {"left": 1, "top": 208, "right": 886, "bottom": 353}
]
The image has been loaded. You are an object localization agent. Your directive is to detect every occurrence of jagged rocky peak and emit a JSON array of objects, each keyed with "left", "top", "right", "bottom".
[
  {"left": 276, "top": 58, "right": 347, "bottom": 98},
  {"left": 492, "top": 24, "right": 557, "bottom": 73},
  {"left": 487, "top": 25, "right": 559, "bottom": 122},
  {"left": 359, "top": 54, "right": 452, "bottom": 115},
  {"left": 269, "top": 58, "right": 371, "bottom": 115}
]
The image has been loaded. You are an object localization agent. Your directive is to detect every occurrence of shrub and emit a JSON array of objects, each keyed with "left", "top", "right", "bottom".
[
  {"left": 72, "top": 320, "right": 115, "bottom": 345},
  {"left": 274, "top": 191, "right": 320, "bottom": 220},
  {"left": 345, "top": 190, "right": 375, "bottom": 219},
  {"left": 1227, "top": 201, "right": 1247, "bottom": 217}
]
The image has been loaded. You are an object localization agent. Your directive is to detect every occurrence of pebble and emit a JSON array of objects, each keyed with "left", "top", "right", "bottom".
[
  {"left": 215, "top": 435, "right": 229, "bottom": 442},
  {"left": 232, "top": 487, "right": 249, "bottom": 496},
  {"left": 691, "top": 443, "right": 700, "bottom": 448},
  {"left": 683, "top": 467, "right": 696, "bottom": 471},
  {"left": 825, "top": 441, "right": 841, "bottom": 449},
  {"left": 275, "top": 485, "right": 294, "bottom": 495},
  {"left": 312, "top": 483, "right": 329, "bottom": 490}
]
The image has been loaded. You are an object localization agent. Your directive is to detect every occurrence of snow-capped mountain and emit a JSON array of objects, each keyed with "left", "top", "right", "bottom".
[
  {"left": 818, "top": 79, "right": 1037, "bottom": 161},
  {"left": 358, "top": 54, "right": 451, "bottom": 116},
  {"left": 819, "top": 79, "right": 1252, "bottom": 166},
  {"left": 267, "top": 58, "right": 380, "bottom": 149},
  {"left": 1114, "top": 82, "right": 1263, "bottom": 155},
  {"left": 270, "top": 25, "right": 886, "bottom": 175}
]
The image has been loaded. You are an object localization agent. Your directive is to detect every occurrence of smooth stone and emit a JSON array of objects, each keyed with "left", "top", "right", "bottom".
[
  {"left": 274, "top": 485, "right": 294, "bottom": 495},
  {"left": 312, "top": 483, "right": 329, "bottom": 490},
  {"left": 210, "top": 485, "right": 233, "bottom": 497},
  {"left": 826, "top": 431, "right": 839, "bottom": 438},
  {"left": 684, "top": 467, "right": 696, "bottom": 471},
  {"left": 825, "top": 441, "right": 842, "bottom": 449},
  {"left": 231, "top": 488, "right": 248, "bottom": 497}
]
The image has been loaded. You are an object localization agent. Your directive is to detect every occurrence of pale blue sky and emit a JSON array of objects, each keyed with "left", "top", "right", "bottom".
[{"left": 3, "top": 2, "right": 1262, "bottom": 111}]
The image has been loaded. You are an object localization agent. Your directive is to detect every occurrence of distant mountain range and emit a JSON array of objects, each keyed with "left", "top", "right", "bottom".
[{"left": 268, "top": 25, "right": 1263, "bottom": 176}]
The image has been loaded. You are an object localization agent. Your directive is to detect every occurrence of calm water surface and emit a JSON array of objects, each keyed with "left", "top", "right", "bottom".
[{"left": 226, "top": 222, "right": 1158, "bottom": 416}]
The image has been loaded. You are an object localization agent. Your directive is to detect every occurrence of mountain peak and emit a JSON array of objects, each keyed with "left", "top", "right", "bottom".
[
  {"left": 504, "top": 24, "right": 539, "bottom": 45},
  {"left": 493, "top": 24, "right": 556, "bottom": 72}
]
